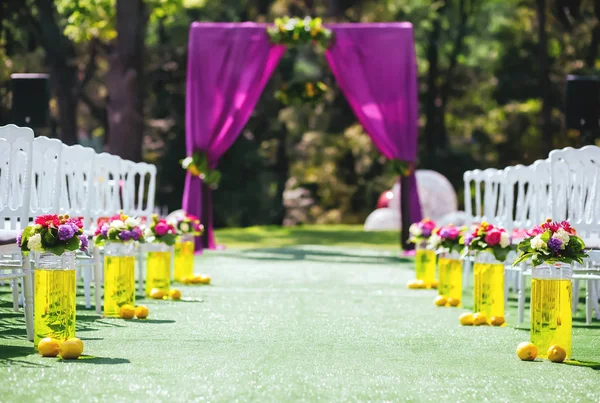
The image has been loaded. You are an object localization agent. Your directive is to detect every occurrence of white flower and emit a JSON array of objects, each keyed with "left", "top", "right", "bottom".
[
  {"left": 499, "top": 232, "right": 511, "bottom": 248},
  {"left": 180, "top": 222, "right": 190, "bottom": 233},
  {"left": 110, "top": 220, "right": 126, "bottom": 230},
  {"left": 125, "top": 217, "right": 140, "bottom": 228},
  {"left": 27, "top": 233, "right": 43, "bottom": 252},
  {"left": 530, "top": 234, "right": 547, "bottom": 251},
  {"left": 428, "top": 234, "right": 442, "bottom": 248},
  {"left": 554, "top": 229, "right": 570, "bottom": 245},
  {"left": 409, "top": 224, "right": 422, "bottom": 236}
]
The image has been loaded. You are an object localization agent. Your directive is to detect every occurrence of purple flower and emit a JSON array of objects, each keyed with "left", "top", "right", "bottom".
[
  {"left": 58, "top": 224, "right": 75, "bottom": 241},
  {"left": 16, "top": 231, "right": 23, "bottom": 247},
  {"left": 131, "top": 227, "right": 142, "bottom": 241},
  {"left": 100, "top": 224, "right": 109, "bottom": 237},
  {"left": 548, "top": 237, "right": 563, "bottom": 252},
  {"left": 421, "top": 228, "right": 432, "bottom": 237},
  {"left": 79, "top": 235, "right": 89, "bottom": 251},
  {"left": 118, "top": 230, "right": 132, "bottom": 241},
  {"left": 464, "top": 234, "right": 474, "bottom": 246}
]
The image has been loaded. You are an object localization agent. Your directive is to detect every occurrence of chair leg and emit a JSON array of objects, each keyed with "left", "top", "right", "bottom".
[
  {"left": 93, "top": 248, "right": 103, "bottom": 315},
  {"left": 23, "top": 256, "right": 34, "bottom": 342},
  {"left": 518, "top": 270, "right": 526, "bottom": 324},
  {"left": 586, "top": 279, "right": 593, "bottom": 325},
  {"left": 572, "top": 279, "right": 580, "bottom": 316},
  {"left": 83, "top": 264, "right": 92, "bottom": 309},
  {"left": 592, "top": 280, "right": 600, "bottom": 320},
  {"left": 11, "top": 273, "right": 19, "bottom": 312},
  {"left": 504, "top": 270, "right": 510, "bottom": 307}
]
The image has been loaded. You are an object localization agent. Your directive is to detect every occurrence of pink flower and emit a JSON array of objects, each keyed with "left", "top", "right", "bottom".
[
  {"left": 485, "top": 229, "right": 502, "bottom": 246},
  {"left": 526, "top": 225, "right": 544, "bottom": 237},
  {"left": 440, "top": 226, "right": 460, "bottom": 240},
  {"left": 154, "top": 222, "right": 169, "bottom": 236}
]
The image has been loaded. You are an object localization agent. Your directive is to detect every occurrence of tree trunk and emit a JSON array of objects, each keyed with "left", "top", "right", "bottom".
[
  {"left": 106, "top": 0, "right": 147, "bottom": 162},
  {"left": 35, "top": 0, "right": 78, "bottom": 145},
  {"left": 536, "top": 0, "right": 553, "bottom": 155},
  {"left": 586, "top": 1, "right": 600, "bottom": 69},
  {"left": 273, "top": 127, "right": 289, "bottom": 225}
]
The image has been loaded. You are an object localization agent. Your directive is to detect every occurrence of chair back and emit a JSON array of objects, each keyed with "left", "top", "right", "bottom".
[
  {"left": 90, "top": 153, "right": 122, "bottom": 228},
  {"left": 60, "top": 144, "right": 96, "bottom": 229},
  {"left": 30, "top": 136, "right": 63, "bottom": 216}
]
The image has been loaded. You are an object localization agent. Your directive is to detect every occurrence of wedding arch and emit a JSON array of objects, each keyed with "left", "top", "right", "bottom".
[{"left": 182, "top": 21, "right": 422, "bottom": 251}]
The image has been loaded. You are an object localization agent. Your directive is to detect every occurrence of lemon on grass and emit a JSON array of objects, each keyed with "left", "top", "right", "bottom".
[
  {"left": 38, "top": 337, "right": 60, "bottom": 357},
  {"left": 447, "top": 298, "right": 460, "bottom": 307},
  {"left": 169, "top": 288, "right": 182, "bottom": 300},
  {"left": 198, "top": 275, "right": 211, "bottom": 285},
  {"left": 59, "top": 339, "right": 84, "bottom": 360},
  {"left": 434, "top": 295, "right": 447, "bottom": 307},
  {"left": 459, "top": 313, "right": 474, "bottom": 326},
  {"left": 134, "top": 305, "right": 149, "bottom": 319},
  {"left": 547, "top": 345, "right": 567, "bottom": 363},
  {"left": 516, "top": 342, "right": 538, "bottom": 361},
  {"left": 190, "top": 275, "right": 203, "bottom": 284},
  {"left": 490, "top": 316, "right": 505, "bottom": 326},
  {"left": 407, "top": 280, "right": 425, "bottom": 289},
  {"left": 119, "top": 304, "right": 135, "bottom": 319},
  {"left": 181, "top": 276, "right": 193, "bottom": 285},
  {"left": 429, "top": 280, "right": 438, "bottom": 289},
  {"left": 150, "top": 288, "right": 166, "bottom": 299},
  {"left": 472, "top": 313, "right": 488, "bottom": 326}
]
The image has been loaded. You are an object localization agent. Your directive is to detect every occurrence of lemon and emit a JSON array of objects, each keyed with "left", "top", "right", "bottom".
[
  {"left": 429, "top": 280, "right": 438, "bottom": 289},
  {"left": 516, "top": 342, "right": 538, "bottom": 361},
  {"left": 38, "top": 337, "right": 60, "bottom": 357},
  {"left": 190, "top": 275, "right": 203, "bottom": 284},
  {"left": 199, "top": 275, "right": 211, "bottom": 285},
  {"left": 547, "top": 345, "right": 567, "bottom": 363},
  {"left": 181, "top": 276, "right": 192, "bottom": 285},
  {"left": 119, "top": 304, "right": 135, "bottom": 319},
  {"left": 150, "top": 288, "right": 166, "bottom": 299},
  {"left": 490, "top": 316, "right": 505, "bottom": 326},
  {"left": 169, "top": 289, "right": 182, "bottom": 300},
  {"left": 67, "top": 337, "right": 84, "bottom": 352},
  {"left": 59, "top": 340, "right": 83, "bottom": 360},
  {"left": 447, "top": 298, "right": 460, "bottom": 307},
  {"left": 434, "top": 295, "right": 447, "bottom": 307},
  {"left": 472, "top": 313, "right": 488, "bottom": 326},
  {"left": 407, "top": 280, "right": 419, "bottom": 289},
  {"left": 459, "top": 313, "right": 474, "bottom": 326},
  {"left": 134, "top": 305, "right": 149, "bottom": 319}
]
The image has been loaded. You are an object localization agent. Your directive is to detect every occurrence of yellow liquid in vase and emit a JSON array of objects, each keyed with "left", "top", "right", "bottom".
[
  {"left": 415, "top": 249, "right": 436, "bottom": 288},
  {"left": 438, "top": 258, "right": 462, "bottom": 304},
  {"left": 34, "top": 269, "right": 76, "bottom": 347},
  {"left": 473, "top": 262, "right": 504, "bottom": 321},
  {"left": 531, "top": 279, "right": 572, "bottom": 358},
  {"left": 145, "top": 251, "right": 171, "bottom": 296},
  {"left": 104, "top": 256, "right": 135, "bottom": 317},
  {"left": 174, "top": 241, "right": 194, "bottom": 282}
]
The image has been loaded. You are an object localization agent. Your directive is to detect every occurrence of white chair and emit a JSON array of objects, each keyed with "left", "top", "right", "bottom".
[
  {"left": 0, "top": 124, "right": 35, "bottom": 341},
  {"left": 30, "top": 137, "right": 64, "bottom": 216},
  {"left": 549, "top": 146, "right": 600, "bottom": 324}
]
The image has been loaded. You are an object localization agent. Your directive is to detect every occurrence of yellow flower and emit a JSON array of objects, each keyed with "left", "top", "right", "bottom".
[
  {"left": 310, "top": 28, "right": 319, "bottom": 37},
  {"left": 293, "top": 32, "right": 299, "bottom": 40},
  {"left": 306, "top": 82, "right": 315, "bottom": 97},
  {"left": 189, "top": 165, "right": 201, "bottom": 177}
]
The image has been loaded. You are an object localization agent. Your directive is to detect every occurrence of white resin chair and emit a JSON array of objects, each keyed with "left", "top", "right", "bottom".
[
  {"left": 549, "top": 146, "right": 600, "bottom": 324},
  {"left": 0, "top": 124, "right": 35, "bottom": 341}
]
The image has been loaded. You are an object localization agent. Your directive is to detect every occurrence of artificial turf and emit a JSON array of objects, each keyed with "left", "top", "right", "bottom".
[{"left": 1, "top": 242, "right": 599, "bottom": 401}]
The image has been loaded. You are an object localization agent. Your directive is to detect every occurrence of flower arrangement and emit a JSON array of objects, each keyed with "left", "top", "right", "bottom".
[
  {"left": 145, "top": 214, "right": 177, "bottom": 246},
  {"left": 18, "top": 214, "right": 88, "bottom": 255},
  {"left": 267, "top": 17, "right": 333, "bottom": 48},
  {"left": 94, "top": 213, "right": 145, "bottom": 246},
  {"left": 513, "top": 219, "right": 588, "bottom": 266},
  {"left": 408, "top": 219, "right": 437, "bottom": 244},
  {"left": 275, "top": 81, "right": 329, "bottom": 106},
  {"left": 181, "top": 151, "right": 221, "bottom": 189},
  {"left": 462, "top": 222, "right": 512, "bottom": 262},
  {"left": 428, "top": 225, "right": 465, "bottom": 254},
  {"left": 172, "top": 213, "right": 204, "bottom": 236}
]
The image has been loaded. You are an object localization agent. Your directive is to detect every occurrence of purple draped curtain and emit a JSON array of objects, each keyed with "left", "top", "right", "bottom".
[
  {"left": 183, "top": 23, "right": 285, "bottom": 251},
  {"left": 324, "top": 23, "right": 423, "bottom": 231}
]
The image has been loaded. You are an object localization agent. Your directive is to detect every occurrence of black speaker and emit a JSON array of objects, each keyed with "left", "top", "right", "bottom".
[
  {"left": 10, "top": 73, "right": 50, "bottom": 128},
  {"left": 565, "top": 75, "right": 600, "bottom": 131}
]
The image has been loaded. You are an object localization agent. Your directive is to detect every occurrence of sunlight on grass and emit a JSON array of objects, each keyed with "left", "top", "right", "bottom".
[{"left": 214, "top": 225, "right": 401, "bottom": 250}]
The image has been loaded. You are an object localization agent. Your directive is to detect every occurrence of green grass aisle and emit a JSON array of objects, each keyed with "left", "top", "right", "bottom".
[{"left": 1, "top": 245, "right": 599, "bottom": 401}]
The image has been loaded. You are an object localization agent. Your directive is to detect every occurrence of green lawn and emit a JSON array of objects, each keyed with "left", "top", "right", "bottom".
[{"left": 1, "top": 229, "right": 599, "bottom": 401}]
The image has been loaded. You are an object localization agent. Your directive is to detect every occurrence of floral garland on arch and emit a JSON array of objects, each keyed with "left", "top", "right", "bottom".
[
  {"left": 181, "top": 151, "right": 221, "bottom": 189},
  {"left": 18, "top": 214, "right": 88, "bottom": 255},
  {"left": 513, "top": 219, "right": 588, "bottom": 266},
  {"left": 267, "top": 17, "right": 333, "bottom": 106}
]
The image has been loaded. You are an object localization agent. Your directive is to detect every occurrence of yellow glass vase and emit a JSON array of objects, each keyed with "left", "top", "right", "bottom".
[
  {"left": 473, "top": 251, "right": 504, "bottom": 322},
  {"left": 145, "top": 243, "right": 172, "bottom": 296},
  {"left": 415, "top": 242, "right": 436, "bottom": 288},
  {"left": 531, "top": 263, "right": 572, "bottom": 358},
  {"left": 174, "top": 234, "right": 195, "bottom": 282},
  {"left": 103, "top": 242, "right": 136, "bottom": 318},
  {"left": 33, "top": 252, "right": 77, "bottom": 347},
  {"left": 437, "top": 251, "right": 462, "bottom": 304}
]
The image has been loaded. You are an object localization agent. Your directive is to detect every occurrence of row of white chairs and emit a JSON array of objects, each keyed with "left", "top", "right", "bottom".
[
  {"left": 463, "top": 146, "right": 600, "bottom": 324},
  {"left": 0, "top": 124, "right": 157, "bottom": 341}
]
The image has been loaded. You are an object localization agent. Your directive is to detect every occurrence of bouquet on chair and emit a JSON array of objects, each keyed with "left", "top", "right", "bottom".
[
  {"left": 171, "top": 213, "right": 204, "bottom": 236},
  {"left": 461, "top": 222, "right": 512, "bottom": 262},
  {"left": 408, "top": 219, "right": 436, "bottom": 244},
  {"left": 145, "top": 214, "right": 177, "bottom": 246},
  {"left": 428, "top": 225, "right": 465, "bottom": 254},
  {"left": 513, "top": 219, "right": 588, "bottom": 266},
  {"left": 18, "top": 214, "right": 88, "bottom": 254},
  {"left": 93, "top": 213, "right": 145, "bottom": 246}
]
